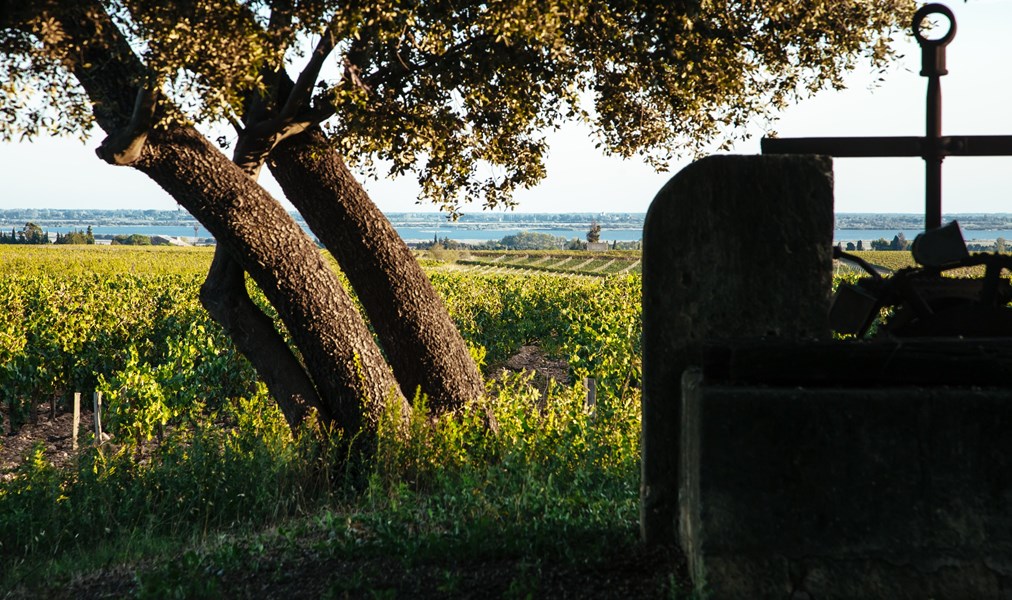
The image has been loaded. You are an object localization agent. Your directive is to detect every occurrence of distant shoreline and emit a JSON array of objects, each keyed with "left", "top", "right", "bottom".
[{"left": 4, "top": 210, "right": 1012, "bottom": 244}]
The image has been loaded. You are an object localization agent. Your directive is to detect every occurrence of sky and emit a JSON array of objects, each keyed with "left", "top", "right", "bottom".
[{"left": 2, "top": 1, "right": 1010, "bottom": 216}]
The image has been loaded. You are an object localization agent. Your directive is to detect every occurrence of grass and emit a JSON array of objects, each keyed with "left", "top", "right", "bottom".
[{"left": 1, "top": 377, "right": 659, "bottom": 598}]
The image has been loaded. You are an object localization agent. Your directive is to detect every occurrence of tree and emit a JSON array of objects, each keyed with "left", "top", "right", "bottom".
[
  {"left": 2, "top": 1, "right": 914, "bottom": 439},
  {"left": 56, "top": 227, "right": 96, "bottom": 244},
  {"left": 587, "top": 222, "right": 602, "bottom": 244},
  {"left": 497, "top": 231, "right": 567, "bottom": 250},
  {"left": 871, "top": 238, "right": 891, "bottom": 251},
  {"left": 111, "top": 234, "right": 152, "bottom": 245},
  {"left": 857, "top": 240, "right": 865, "bottom": 251},
  {"left": 997, "top": 237, "right": 1007, "bottom": 254},
  {"left": 845, "top": 242, "right": 856, "bottom": 251},
  {"left": 20, "top": 222, "right": 47, "bottom": 245},
  {"left": 890, "top": 232, "right": 909, "bottom": 251}
]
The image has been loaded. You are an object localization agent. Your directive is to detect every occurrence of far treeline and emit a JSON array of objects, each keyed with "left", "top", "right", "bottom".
[
  {"left": 430, "top": 223, "right": 640, "bottom": 251},
  {"left": 0, "top": 222, "right": 154, "bottom": 246},
  {"left": 842, "top": 233, "right": 1009, "bottom": 253}
]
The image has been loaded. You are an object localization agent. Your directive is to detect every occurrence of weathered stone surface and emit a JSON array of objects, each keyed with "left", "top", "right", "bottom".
[
  {"left": 681, "top": 380, "right": 1012, "bottom": 599},
  {"left": 641, "top": 155, "right": 834, "bottom": 545}
]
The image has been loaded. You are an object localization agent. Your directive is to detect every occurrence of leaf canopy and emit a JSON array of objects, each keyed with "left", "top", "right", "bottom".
[{"left": 2, "top": 0, "right": 915, "bottom": 210}]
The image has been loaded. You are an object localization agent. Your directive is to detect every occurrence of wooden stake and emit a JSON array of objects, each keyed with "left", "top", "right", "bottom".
[
  {"left": 93, "top": 391, "right": 103, "bottom": 441},
  {"left": 72, "top": 392, "right": 80, "bottom": 451},
  {"left": 584, "top": 377, "right": 597, "bottom": 414}
]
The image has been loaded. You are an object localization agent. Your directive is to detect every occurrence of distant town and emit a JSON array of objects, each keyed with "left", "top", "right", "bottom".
[
  {"left": 7, "top": 208, "right": 1012, "bottom": 229},
  {"left": 0, "top": 208, "right": 645, "bottom": 229},
  {"left": 834, "top": 213, "right": 1012, "bottom": 231},
  {"left": 5, "top": 209, "right": 1012, "bottom": 249},
  {"left": 0, "top": 209, "right": 647, "bottom": 249}
]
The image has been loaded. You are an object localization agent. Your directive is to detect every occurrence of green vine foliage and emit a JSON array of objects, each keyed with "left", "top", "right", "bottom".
[
  {"left": 0, "top": 246, "right": 647, "bottom": 571},
  {"left": 1, "top": 246, "right": 644, "bottom": 438}
]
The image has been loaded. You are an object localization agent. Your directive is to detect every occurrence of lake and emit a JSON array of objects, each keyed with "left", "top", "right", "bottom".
[
  {"left": 41, "top": 224, "right": 1012, "bottom": 245},
  {"left": 834, "top": 229, "right": 1012, "bottom": 242},
  {"left": 45, "top": 224, "right": 643, "bottom": 244}
]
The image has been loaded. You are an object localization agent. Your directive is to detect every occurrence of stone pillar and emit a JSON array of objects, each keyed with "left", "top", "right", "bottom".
[{"left": 640, "top": 155, "right": 834, "bottom": 545}]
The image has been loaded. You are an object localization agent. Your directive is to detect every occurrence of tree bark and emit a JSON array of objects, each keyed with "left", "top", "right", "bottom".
[
  {"left": 269, "top": 127, "right": 486, "bottom": 411},
  {"left": 49, "top": 1, "right": 407, "bottom": 435},
  {"left": 200, "top": 246, "right": 328, "bottom": 429}
]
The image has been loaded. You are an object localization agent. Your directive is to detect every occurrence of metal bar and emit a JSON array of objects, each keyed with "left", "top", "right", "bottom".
[
  {"left": 761, "top": 136, "right": 923, "bottom": 157},
  {"left": 763, "top": 135, "right": 1012, "bottom": 158},
  {"left": 945, "top": 135, "right": 1012, "bottom": 156},
  {"left": 925, "top": 75, "right": 943, "bottom": 230}
]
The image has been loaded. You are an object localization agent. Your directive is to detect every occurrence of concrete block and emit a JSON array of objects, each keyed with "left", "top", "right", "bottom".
[{"left": 681, "top": 373, "right": 1012, "bottom": 599}]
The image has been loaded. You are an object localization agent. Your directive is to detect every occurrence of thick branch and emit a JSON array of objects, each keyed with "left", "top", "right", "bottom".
[
  {"left": 280, "top": 21, "right": 339, "bottom": 121},
  {"left": 232, "top": 108, "right": 332, "bottom": 176},
  {"left": 227, "top": 4, "right": 338, "bottom": 174},
  {"left": 95, "top": 85, "right": 158, "bottom": 165}
]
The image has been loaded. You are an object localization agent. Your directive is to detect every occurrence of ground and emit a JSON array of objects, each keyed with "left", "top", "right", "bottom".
[
  {"left": 16, "top": 540, "right": 682, "bottom": 599},
  {"left": 1, "top": 398, "right": 89, "bottom": 480}
]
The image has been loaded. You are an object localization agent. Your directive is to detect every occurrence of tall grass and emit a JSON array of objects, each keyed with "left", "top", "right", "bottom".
[{"left": 1, "top": 374, "right": 641, "bottom": 590}]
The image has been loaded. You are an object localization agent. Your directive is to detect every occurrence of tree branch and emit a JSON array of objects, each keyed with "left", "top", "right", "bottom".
[
  {"left": 280, "top": 19, "right": 339, "bottom": 121},
  {"left": 95, "top": 84, "right": 158, "bottom": 165},
  {"left": 361, "top": 32, "right": 495, "bottom": 93}
]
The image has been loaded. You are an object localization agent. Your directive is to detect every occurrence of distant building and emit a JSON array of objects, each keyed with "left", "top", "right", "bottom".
[
  {"left": 586, "top": 242, "right": 609, "bottom": 252},
  {"left": 151, "top": 235, "right": 191, "bottom": 247}
]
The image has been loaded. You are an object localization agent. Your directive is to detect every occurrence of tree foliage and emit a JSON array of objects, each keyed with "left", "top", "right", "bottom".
[
  {"left": 0, "top": 223, "right": 49, "bottom": 244},
  {"left": 54, "top": 226, "right": 95, "bottom": 244},
  {"left": 3, "top": 0, "right": 915, "bottom": 211},
  {"left": 484, "top": 231, "right": 567, "bottom": 251}
]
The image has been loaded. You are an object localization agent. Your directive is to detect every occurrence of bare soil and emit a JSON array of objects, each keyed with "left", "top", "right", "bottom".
[{"left": 1, "top": 400, "right": 95, "bottom": 481}]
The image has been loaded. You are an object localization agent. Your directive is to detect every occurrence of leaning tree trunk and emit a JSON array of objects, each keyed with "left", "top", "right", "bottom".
[
  {"left": 200, "top": 245, "right": 329, "bottom": 429},
  {"left": 269, "top": 127, "right": 485, "bottom": 411},
  {"left": 48, "top": 1, "right": 407, "bottom": 436}
]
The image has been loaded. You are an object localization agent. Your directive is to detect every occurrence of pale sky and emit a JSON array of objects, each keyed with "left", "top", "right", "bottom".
[{"left": 2, "top": 1, "right": 1010, "bottom": 216}]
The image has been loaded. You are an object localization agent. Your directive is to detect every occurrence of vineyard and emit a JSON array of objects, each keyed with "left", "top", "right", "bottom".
[
  {"left": 0, "top": 245, "right": 653, "bottom": 597},
  {"left": 425, "top": 249, "right": 642, "bottom": 277},
  {"left": 0, "top": 246, "right": 641, "bottom": 436},
  {"left": 837, "top": 250, "right": 993, "bottom": 278}
]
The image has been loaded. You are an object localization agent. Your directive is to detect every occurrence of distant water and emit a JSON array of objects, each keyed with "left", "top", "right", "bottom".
[
  {"left": 45, "top": 224, "right": 642, "bottom": 243},
  {"left": 834, "top": 229, "right": 1012, "bottom": 242},
  {"left": 394, "top": 226, "right": 642, "bottom": 243},
  {"left": 45, "top": 225, "right": 213, "bottom": 239},
  {"left": 42, "top": 224, "right": 1012, "bottom": 245}
]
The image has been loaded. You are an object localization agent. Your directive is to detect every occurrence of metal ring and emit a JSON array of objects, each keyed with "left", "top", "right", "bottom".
[{"left": 913, "top": 3, "right": 957, "bottom": 47}]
